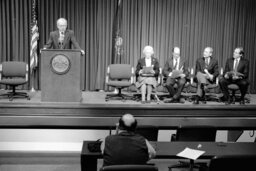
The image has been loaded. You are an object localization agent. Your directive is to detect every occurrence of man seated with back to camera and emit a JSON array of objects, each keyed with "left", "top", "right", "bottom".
[
  {"left": 163, "top": 47, "right": 189, "bottom": 103},
  {"left": 101, "top": 113, "right": 156, "bottom": 166},
  {"left": 193, "top": 47, "right": 219, "bottom": 104}
]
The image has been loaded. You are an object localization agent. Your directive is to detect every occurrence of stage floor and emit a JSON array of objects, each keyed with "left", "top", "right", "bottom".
[
  {"left": 0, "top": 90, "right": 255, "bottom": 105},
  {"left": 0, "top": 90, "right": 256, "bottom": 129}
]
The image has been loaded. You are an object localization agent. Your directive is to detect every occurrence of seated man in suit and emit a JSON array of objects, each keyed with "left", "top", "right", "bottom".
[
  {"left": 44, "top": 18, "right": 84, "bottom": 55},
  {"left": 163, "top": 47, "right": 189, "bottom": 103},
  {"left": 193, "top": 47, "right": 219, "bottom": 104},
  {"left": 101, "top": 113, "right": 156, "bottom": 166},
  {"left": 219, "top": 47, "right": 249, "bottom": 105}
]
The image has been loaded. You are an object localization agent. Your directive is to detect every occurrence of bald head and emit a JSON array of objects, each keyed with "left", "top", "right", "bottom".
[
  {"left": 119, "top": 114, "right": 137, "bottom": 132},
  {"left": 172, "top": 47, "right": 180, "bottom": 59},
  {"left": 203, "top": 47, "right": 213, "bottom": 58}
]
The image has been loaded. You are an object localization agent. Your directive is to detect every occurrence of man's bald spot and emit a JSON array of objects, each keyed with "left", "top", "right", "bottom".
[{"left": 122, "top": 114, "right": 136, "bottom": 127}]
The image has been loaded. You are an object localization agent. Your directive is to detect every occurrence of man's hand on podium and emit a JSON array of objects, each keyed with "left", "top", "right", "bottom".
[
  {"left": 40, "top": 48, "right": 47, "bottom": 53},
  {"left": 81, "top": 50, "right": 85, "bottom": 55}
]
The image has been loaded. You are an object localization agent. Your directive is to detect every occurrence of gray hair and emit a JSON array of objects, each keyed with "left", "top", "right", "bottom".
[
  {"left": 57, "top": 18, "right": 67, "bottom": 26},
  {"left": 142, "top": 46, "right": 154, "bottom": 56},
  {"left": 205, "top": 47, "right": 213, "bottom": 53}
]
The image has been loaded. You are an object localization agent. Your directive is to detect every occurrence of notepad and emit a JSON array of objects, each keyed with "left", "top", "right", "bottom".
[
  {"left": 142, "top": 66, "right": 153, "bottom": 74},
  {"left": 176, "top": 147, "right": 205, "bottom": 160},
  {"left": 170, "top": 70, "right": 183, "bottom": 78}
]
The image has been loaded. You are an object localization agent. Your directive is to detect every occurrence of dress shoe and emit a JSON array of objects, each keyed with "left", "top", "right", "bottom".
[
  {"left": 146, "top": 100, "right": 151, "bottom": 103},
  {"left": 231, "top": 96, "right": 236, "bottom": 104},
  {"left": 239, "top": 99, "right": 245, "bottom": 105},
  {"left": 201, "top": 96, "right": 207, "bottom": 104},
  {"left": 220, "top": 96, "right": 226, "bottom": 102},
  {"left": 163, "top": 98, "right": 173, "bottom": 103},
  {"left": 141, "top": 100, "right": 146, "bottom": 104},
  {"left": 224, "top": 98, "right": 232, "bottom": 105},
  {"left": 179, "top": 98, "right": 185, "bottom": 104},
  {"left": 193, "top": 96, "right": 200, "bottom": 104},
  {"left": 170, "top": 98, "right": 179, "bottom": 103},
  {"left": 225, "top": 100, "right": 231, "bottom": 105}
]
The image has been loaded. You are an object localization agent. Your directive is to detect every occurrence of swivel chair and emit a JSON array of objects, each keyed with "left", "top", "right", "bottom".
[
  {"left": 227, "top": 84, "right": 250, "bottom": 104},
  {"left": 208, "top": 155, "right": 256, "bottom": 171},
  {"left": 100, "top": 165, "right": 158, "bottom": 171},
  {"left": 105, "top": 64, "right": 134, "bottom": 102},
  {"left": 0, "top": 61, "right": 30, "bottom": 101},
  {"left": 136, "top": 126, "right": 159, "bottom": 141},
  {"left": 169, "top": 125, "right": 217, "bottom": 171},
  {"left": 189, "top": 67, "right": 221, "bottom": 103}
]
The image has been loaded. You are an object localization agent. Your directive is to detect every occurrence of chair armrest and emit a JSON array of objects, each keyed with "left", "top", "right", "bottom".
[
  {"left": 158, "top": 68, "right": 162, "bottom": 85},
  {"left": 215, "top": 67, "right": 223, "bottom": 86},
  {"left": 0, "top": 64, "right": 2, "bottom": 80},
  {"left": 216, "top": 77, "right": 219, "bottom": 85},
  {"left": 105, "top": 66, "right": 110, "bottom": 84},
  {"left": 189, "top": 67, "right": 195, "bottom": 84},
  {"left": 131, "top": 67, "right": 135, "bottom": 84},
  {"left": 26, "top": 64, "right": 29, "bottom": 81}
]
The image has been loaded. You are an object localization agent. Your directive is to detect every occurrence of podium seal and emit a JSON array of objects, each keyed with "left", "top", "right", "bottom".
[{"left": 50, "top": 54, "right": 71, "bottom": 75}]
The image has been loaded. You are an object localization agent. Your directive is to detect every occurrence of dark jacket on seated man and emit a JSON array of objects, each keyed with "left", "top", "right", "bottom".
[
  {"left": 219, "top": 47, "right": 249, "bottom": 104},
  {"left": 101, "top": 114, "right": 156, "bottom": 166},
  {"left": 193, "top": 47, "right": 219, "bottom": 104},
  {"left": 163, "top": 47, "right": 189, "bottom": 102}
]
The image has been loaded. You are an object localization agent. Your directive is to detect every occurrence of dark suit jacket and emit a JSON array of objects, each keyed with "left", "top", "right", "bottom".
[
  {"left": 223, "top": 57, "right": 249, "bottom": 79},
  {"left": 135, "top": 57, "right": 160, "bottom": 78},
  {"left": 195, "top": 57, "right": 219, "bottom": 82},
  {"left": 44, "top": 30, "right": 81, "bottom": 49},
  {"left": 163, "top": 57, "right": 189, "bottom": 79}
]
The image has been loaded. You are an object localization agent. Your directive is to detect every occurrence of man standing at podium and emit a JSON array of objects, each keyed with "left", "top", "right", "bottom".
[{"left": 44, "top": 18, "right": 84, "bottom": 55}]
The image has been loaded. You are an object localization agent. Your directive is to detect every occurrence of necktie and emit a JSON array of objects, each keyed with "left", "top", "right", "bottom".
[
  {"left": 205, "top": 58, "right": 209, "bottom": 68},
  {"left": 233, "top": 59, "right": 239, "bottom": 72},
  {"left": 59, "top": 32, "right": 65, "bottom": 49},
  {"left": 173, "top": 59, "right": 177, "bottom": 70}
]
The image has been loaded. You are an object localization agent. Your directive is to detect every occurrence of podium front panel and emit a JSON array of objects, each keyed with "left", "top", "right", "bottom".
[{"left": 41, "top": 49, "right": 82, "bottom": 102}]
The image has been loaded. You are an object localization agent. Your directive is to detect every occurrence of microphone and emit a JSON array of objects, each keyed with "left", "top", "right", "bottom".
[{"left": 59, "top": 32, "right": 65, "bottom": 48}]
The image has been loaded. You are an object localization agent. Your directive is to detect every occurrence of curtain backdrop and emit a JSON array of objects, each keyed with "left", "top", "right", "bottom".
[{"left": 0, "top": 0, "right": 256, "bottom": 93}]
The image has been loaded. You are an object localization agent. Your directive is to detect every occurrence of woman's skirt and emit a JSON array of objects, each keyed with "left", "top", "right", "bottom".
[{"left": 135, "top": 76, "right": 157, "bottom": 89}]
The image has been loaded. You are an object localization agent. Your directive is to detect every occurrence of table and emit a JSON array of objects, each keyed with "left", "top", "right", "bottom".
[{"left": 81, "top": 141, "right": 256, "bottom": 171}]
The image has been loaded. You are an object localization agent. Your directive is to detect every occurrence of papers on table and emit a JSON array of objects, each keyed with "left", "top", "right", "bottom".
[
  {"left": 176, "top": 147, "right": 205, "bottom": 160},
  {"left": 170, "top": 70, "right": 183, "bottom": 78}
]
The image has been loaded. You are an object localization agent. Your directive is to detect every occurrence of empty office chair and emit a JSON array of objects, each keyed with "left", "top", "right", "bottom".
[
  {"left": 100, "top": 165, "right": 158, "bottom": 171},
  {"left": 208, "top": 155, "right": 256, "bottom": 171},
  {"left": 136, "top": 126, "right": 159, "bottom": 141},
  {"left": 169, "top": 126, "right": 217, "bottom": 171},
  {"left": 105, "top": 64, "right": 134, "bottom": 101},
  {"left": 0, "top": 61, "right": 30, "bottom": 101}
]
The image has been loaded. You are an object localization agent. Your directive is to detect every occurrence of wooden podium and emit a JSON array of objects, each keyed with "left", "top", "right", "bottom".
[{"left": 41, "top": 49, "right": 82, "bottom": 102}]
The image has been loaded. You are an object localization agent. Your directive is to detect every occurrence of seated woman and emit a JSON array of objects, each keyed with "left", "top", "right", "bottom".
[{"left": 135, "top": 46, "right": 160, "bottom": 104}]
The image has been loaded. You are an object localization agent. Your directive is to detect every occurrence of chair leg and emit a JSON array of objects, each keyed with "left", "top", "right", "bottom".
[
  {"left": 231, "top": 90, "right": 236, "bottom": 104},
  {"left": 105, "top": 88, "right": 133, "bottom": 101},
  {"left": 1, "top": 86, "right": 30, "bottom": 101}
]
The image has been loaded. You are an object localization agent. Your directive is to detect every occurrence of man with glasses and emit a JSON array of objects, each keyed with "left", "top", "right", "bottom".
[
  {"left": 219, "top": 47, "right": 249, "bottom": 105},
  {"left": 44, "top": 18, "right": 84, "bottom": 55},
  {"left": 193, "top": 47, "right": 219, "bottom": 104},
  {"left": 163, "top": 47, "right": 189, "bottom": 103}
]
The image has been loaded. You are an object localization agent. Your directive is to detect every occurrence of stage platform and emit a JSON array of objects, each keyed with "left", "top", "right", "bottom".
[{"left": 0, "top": 90, "right": 256, "bottom": 130}]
